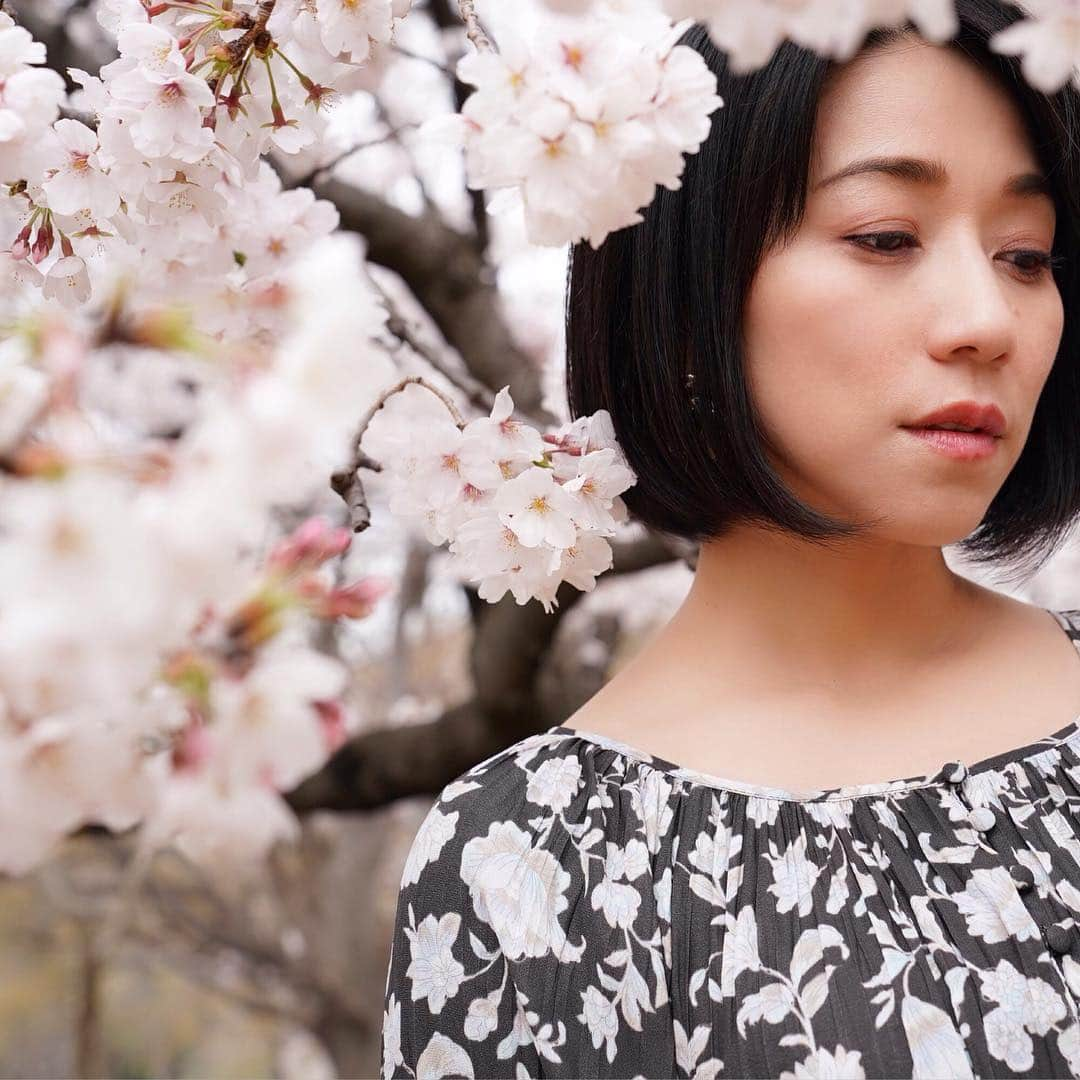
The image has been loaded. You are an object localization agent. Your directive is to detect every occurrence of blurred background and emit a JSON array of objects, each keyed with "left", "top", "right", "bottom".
[{"left": 3, "top": 1, "right": 1080, "bottom": 1077}]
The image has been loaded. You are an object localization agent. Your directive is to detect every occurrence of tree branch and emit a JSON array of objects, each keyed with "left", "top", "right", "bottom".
[
  {"left": 383, "top": 303, "right": 497, "bottom": 417},
  {"left": 456, "top": 0, "right": 493, "bottom": 52},
  {"left": 420, "top": 0, "right": 492, "bottom": 250},
  {"left": 283, "top": 530, "right": 684, "bottom": 813},
  {"left": 309, "top": 175, "right": 557, "bottom": 427}
]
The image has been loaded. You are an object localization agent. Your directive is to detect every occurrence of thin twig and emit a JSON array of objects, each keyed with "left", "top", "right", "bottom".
[
  {"left": 373, "top": 95, "right": 439, "bottom": 213},
  {"left": 282, "top": 125, "right": 419, "bottom": 190},
  {"left": 330, "top": 374, "right": 464, "bottom": 533},
  {"left": 457, "top": 0, "right": 493, "bottom": 51},
  {"left": 361, "top": 373, "right": 465, "bottom": 439},
  {"left": 391, "top": 43, "right": 455, "bottom": 77},
  {"left": 377, "top": 286, "right": 497, "bottom": 417}
]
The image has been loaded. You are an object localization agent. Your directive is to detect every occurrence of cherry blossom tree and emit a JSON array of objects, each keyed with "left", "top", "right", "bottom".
[{"left": 0, "top": 0, "right": 1076, "bottom": 888}]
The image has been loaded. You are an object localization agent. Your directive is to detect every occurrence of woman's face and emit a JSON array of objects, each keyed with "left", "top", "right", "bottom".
[{"left": 741, "top": 35, "right": 1064, "bottom": 548}]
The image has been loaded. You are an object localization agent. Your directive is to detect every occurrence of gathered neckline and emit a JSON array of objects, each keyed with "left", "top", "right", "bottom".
[{"left": 545, "top": 606, "right": 1080, "bottom": 804}]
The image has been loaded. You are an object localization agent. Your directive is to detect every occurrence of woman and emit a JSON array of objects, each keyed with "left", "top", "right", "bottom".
[{"left": 381, "top": 1, "right": 1080, "bottom": 1075}]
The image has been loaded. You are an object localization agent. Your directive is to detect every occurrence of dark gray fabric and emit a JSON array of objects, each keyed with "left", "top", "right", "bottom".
[{"left": 382, "top": 607, "right": 1080, "bottom": 1079}]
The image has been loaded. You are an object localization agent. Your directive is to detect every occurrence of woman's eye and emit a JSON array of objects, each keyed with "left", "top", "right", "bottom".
[
  {"left": 844, "top": 231, "right": 1063, "bottom": 280},
  {"left": 845, "top": 230, "right": 916, "bottom": 254},
  {"left": 1005, "top": 249, "right": 1064, "bottom": 278}
]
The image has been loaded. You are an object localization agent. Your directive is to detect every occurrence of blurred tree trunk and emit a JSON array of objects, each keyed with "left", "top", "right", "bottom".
[{"left": 75, "top": 921, "right": 104, "bottom": 1080}]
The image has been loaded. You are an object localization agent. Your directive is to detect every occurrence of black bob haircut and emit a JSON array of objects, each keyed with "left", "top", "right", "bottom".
[{"left": 564, "top": 0, "right": 1080, "bottom": 584}]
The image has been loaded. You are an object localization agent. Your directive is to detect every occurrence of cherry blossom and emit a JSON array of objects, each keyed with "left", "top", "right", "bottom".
[
  {"left": 461, "top": 385, "right": 547, "bottom": 464},
  {"left": 988, "top": 0, "right": 1080, "bottom": 93},
  {"left": 41, "top": 255, "right": 92, "bottom": 306},
  {"left": 41, "top": 119, "right": 121, "bottom": 219},
  {"left": 494, "top": 466, "right": 580, "bottom": 549},
  {"left": 106, "top": 63, "right": 216, "bottom": 162},
  {"left": 95, "top": 0, "right": 149, "bottom": 37},
  {"left": 0, "top": 13, "right": 65, "bottom": 166}
]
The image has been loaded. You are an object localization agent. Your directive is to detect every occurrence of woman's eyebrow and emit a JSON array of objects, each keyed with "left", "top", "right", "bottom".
[{"left": 811, "top": 155, "right": 1052, "bottom": 200}]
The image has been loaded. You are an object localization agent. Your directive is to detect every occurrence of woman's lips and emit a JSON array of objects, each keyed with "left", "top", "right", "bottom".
[{"left": 901, "top": 426, "right": 1001, "bottom": 461}]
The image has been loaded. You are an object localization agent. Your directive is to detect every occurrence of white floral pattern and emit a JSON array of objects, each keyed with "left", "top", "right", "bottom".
[{"left": 382, "top": 608, "right": 1080, "bottom": 1078}]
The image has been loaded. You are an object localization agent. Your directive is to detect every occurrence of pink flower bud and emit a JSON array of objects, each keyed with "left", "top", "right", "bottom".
[
  {"left": 30, "top": 227, "right": 51, "bottom": 264},
  {"left": 10, "top": 225, "right": 30, "bottom": 260},
  {"left": 171, "top": 714, "right": 213, "bottom": 774},
  {"left": 318, "top": 577, "right": 392, "bottom": 619},
  {"left": 542, "top": 431, "right": 582, "bottom": 455},
  {"left": 268, "top": 516, "right": 352, "bottom": 572}
]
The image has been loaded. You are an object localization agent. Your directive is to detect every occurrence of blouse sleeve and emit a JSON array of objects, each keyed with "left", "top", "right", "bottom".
[{"left": 380, "top": 765, "right": 545, "bottom": 1080}]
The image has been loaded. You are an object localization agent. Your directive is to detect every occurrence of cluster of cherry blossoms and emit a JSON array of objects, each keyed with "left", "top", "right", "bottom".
[
  {"left": 0, "top": 0, "right": 412, "bottom": 332},
  {"left": 423, "top": 2, "right": 725, "bottom": 247},
  {"left": 0, "top": 12, "right": 68, "bottom": 297},
  {"left": 374, "top": 385, "right": 636, "bottom": 614},
  {"left": 0, "top": 232, "right": 396, "bottom": 877},
  {"left": 444, "top": 0, "right": 1080, "bottom": 246},
  {"left": 661, "top": 0, "right": 1080, "bottom": 92}
]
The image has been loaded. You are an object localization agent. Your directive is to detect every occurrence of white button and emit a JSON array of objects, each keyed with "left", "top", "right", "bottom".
[{"left": 968, "top": 806, "right": 996, "bottom": 831}]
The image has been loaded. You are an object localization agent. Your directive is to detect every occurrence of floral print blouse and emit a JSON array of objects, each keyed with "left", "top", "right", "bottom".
[{"left": 381, "top": 607, "right": 1080, "bottom": 1079}]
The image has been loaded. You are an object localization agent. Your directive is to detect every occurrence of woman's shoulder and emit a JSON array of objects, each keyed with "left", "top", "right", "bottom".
[
  {"left": 382, "top": 728, "right": 597, "bottom": 1078},
  {"left": 397, "top": 726, "right": 581, "bottom": 892},
  {"left": 438, "top": 724, "right": 576, "bottom": 811}
]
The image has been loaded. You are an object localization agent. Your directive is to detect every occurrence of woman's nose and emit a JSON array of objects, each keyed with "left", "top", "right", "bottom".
[{"left": 923, "top": 240, "right": 1018, "bottom": 366}]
